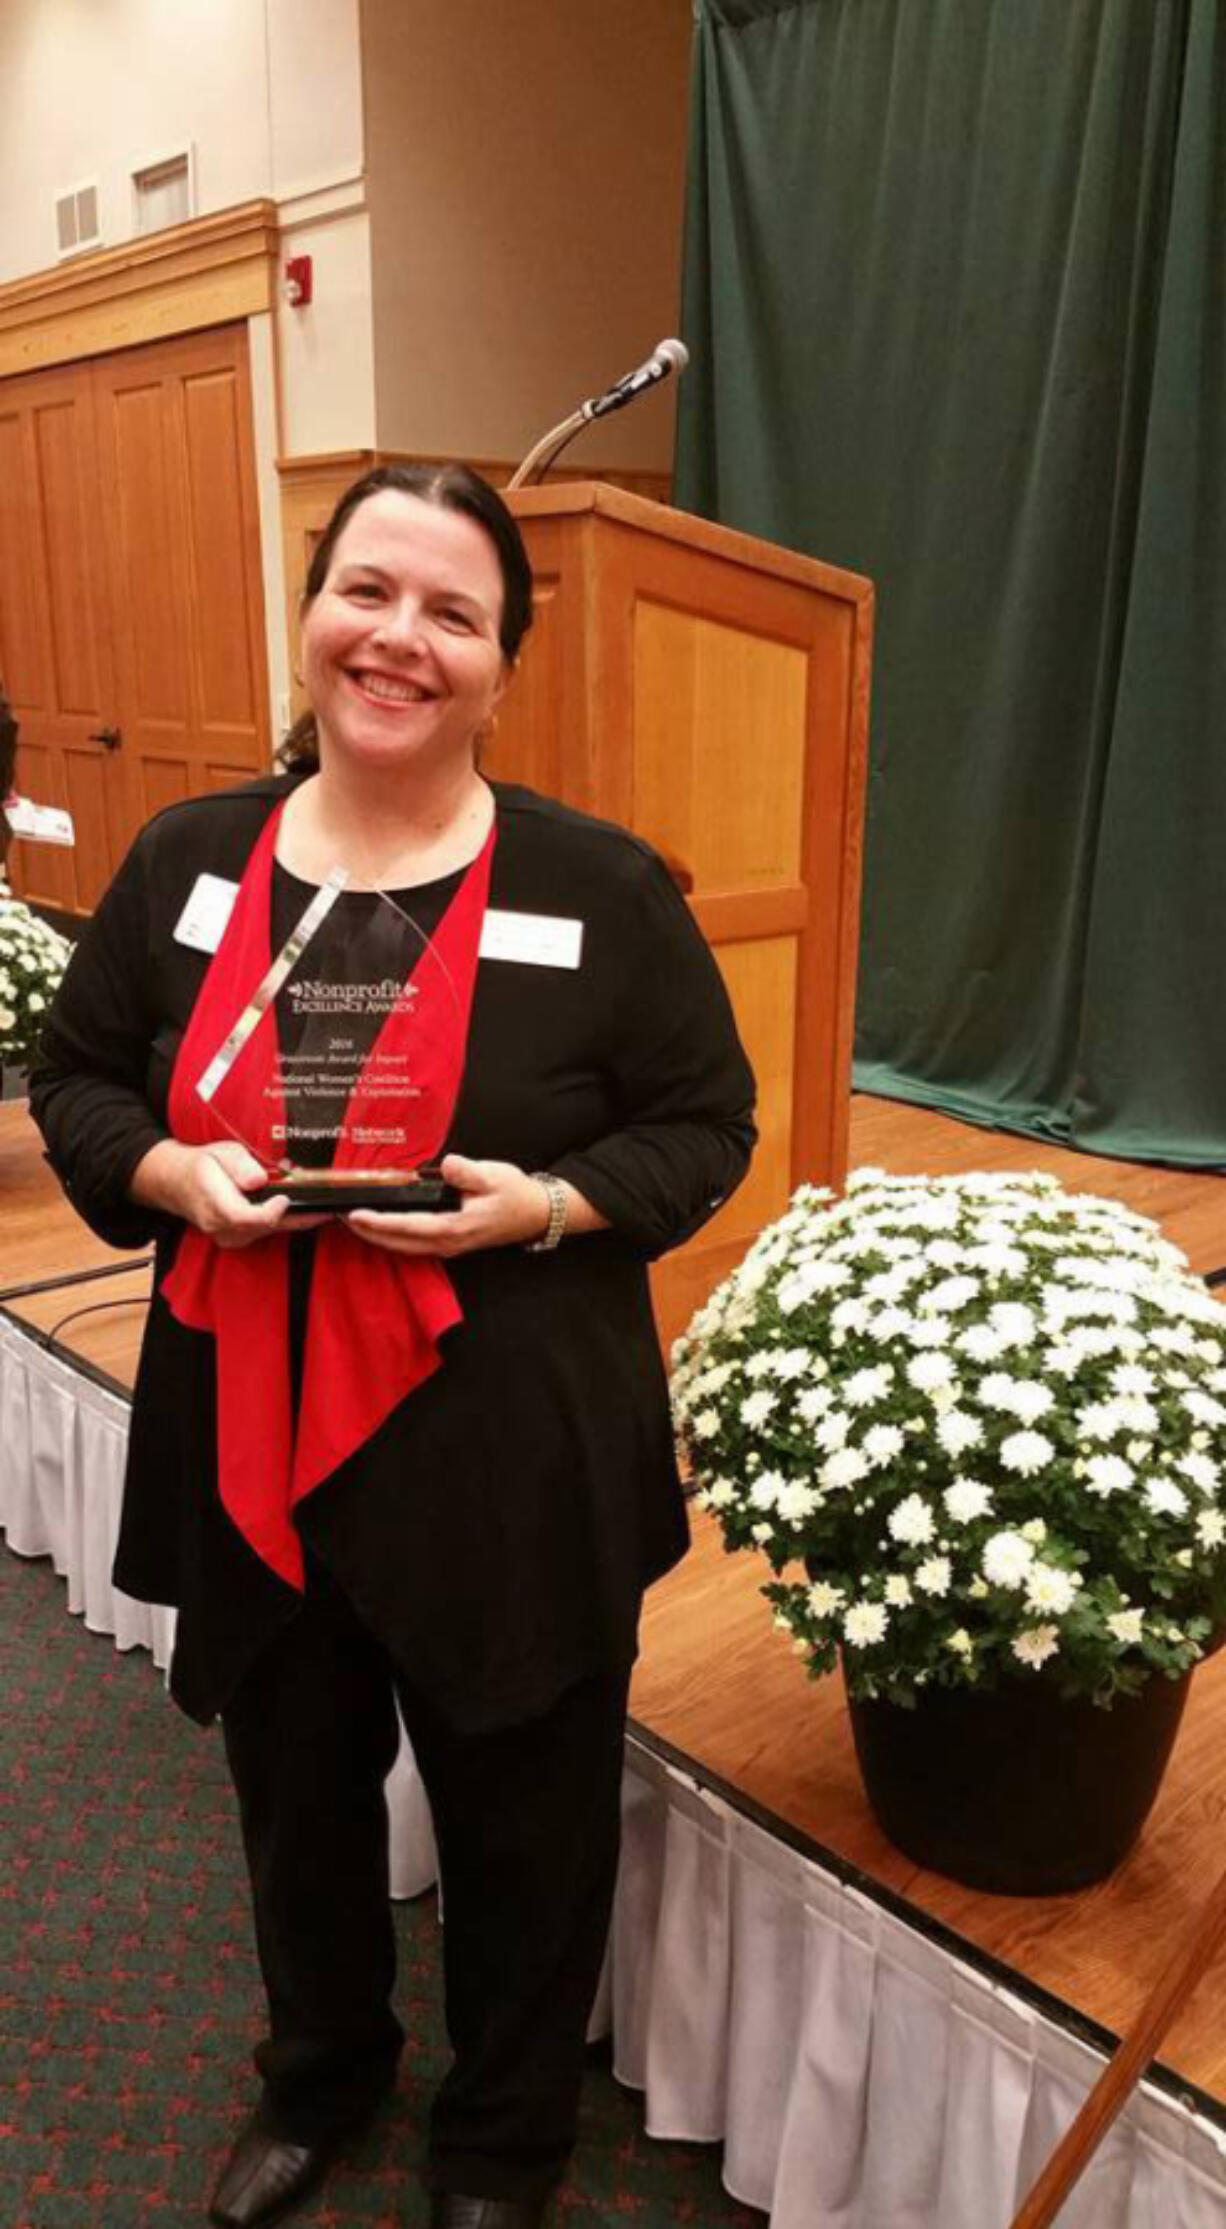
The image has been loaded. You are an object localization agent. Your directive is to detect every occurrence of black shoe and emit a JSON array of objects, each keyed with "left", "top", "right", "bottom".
[
  {"left": 429, "top": 2199, "right": 546, "bottom": 2229},
  {"left": 208, "top": 2115, "right": 336, "bottom": 2227}
]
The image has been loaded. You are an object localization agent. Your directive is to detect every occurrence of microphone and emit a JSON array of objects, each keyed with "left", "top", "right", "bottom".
[
  {"left": 509, "top": 339, "right": 691, "bottom": 488},
  {"left": 584, "top": 338, "right": 690, "bottom": 421}
]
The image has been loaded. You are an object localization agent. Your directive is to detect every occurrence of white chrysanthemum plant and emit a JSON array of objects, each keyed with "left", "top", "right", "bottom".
[
  {"left": 672, "top": 1170, "right": 1226, "bottom": 1709},
  {"left": 0, "top": 875, "right": 72, "bottom": 1071}
]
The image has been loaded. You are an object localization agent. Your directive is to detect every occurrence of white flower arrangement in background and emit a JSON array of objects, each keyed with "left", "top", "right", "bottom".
[
  {"left": 672, "top": 1169, "right": 1226, "bottom": 1707},
  {"left": 0, "top": 879, "right": 71, "bottom": 1071}
]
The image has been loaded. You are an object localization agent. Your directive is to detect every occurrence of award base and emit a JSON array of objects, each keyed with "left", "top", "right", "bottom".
[{"left": 250, "top": 1167, "right": 460, "bottom": 1214}]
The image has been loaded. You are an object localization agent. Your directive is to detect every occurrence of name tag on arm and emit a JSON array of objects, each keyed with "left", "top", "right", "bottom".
[
  {"left": 174, "top": 874, "right": 240, "bottom": 954},
  {"left": 479, "top": 908, "right": 584, "bottom": 969}
]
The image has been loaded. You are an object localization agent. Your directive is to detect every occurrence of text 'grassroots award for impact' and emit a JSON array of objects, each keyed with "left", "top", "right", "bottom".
[{"left": 195, "top": 868, "right": 465, "bottom": 1213}]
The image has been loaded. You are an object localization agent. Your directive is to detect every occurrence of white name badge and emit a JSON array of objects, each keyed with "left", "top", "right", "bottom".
[
  {"left": 5, "top": 795, "right": 75, "bottom": 846},
  {"left": 479, "top": 908, "right": 584, "bottom": 970},
  {"left": 174, "top": 874, "right": 240, "bottom": 955}
]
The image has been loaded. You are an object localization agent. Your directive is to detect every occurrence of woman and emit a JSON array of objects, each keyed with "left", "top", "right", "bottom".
[{"left": 31, "top": 465, "right": 756, "bottom": 2229}]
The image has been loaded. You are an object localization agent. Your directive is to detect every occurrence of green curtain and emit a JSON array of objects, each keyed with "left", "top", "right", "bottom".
[{"left": 675, "top": 0, "right": 1226, "bottom": 1165}]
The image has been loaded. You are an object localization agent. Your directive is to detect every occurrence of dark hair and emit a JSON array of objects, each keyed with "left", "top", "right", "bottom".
[
  {"left": 279, "top": 463, "right": 534, "bottom": 768},
  {"left": 0, "top": 691, "right": 16, "bottom": 793},
  {"left": 0, "top": 691, "right": 15, "bottom": 869}
]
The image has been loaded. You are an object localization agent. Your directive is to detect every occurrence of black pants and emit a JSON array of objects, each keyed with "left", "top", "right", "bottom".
[{"left": 220, "top": 1570, "right": 630, "bottom": 2204}]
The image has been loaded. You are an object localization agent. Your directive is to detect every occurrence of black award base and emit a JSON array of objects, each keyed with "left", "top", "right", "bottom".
[{"left": 249, "top": 1167, "right": 460, "bottom": 1214}]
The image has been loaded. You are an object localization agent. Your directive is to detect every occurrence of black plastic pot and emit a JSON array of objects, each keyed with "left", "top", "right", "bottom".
[{"left": 846, "top": 1669, "right": 1191, "bottom": 1894}]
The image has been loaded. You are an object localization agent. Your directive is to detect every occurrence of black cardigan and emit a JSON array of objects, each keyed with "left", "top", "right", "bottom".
[{"left": 30, "top": 775, "right": 756, "bottom": 1729}]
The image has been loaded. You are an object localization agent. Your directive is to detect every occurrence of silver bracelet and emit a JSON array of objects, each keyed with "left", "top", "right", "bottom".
[{"left": 525, "top": 1172, "right": 568, "bottom": 1252}]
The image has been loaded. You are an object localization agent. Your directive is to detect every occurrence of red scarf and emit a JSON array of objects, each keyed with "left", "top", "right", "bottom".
[{"left": 162, "top": 803, "right": 493, "bottom": 1589}]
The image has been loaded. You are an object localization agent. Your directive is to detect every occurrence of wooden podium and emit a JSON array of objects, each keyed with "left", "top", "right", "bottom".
[{"left": 499, "top": 482, "right": 874, "bottom": 1349}]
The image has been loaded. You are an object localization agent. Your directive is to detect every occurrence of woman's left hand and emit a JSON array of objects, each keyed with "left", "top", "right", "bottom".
[{"left": 346, "top": 1153, "right": 552, "bottom": 1258}]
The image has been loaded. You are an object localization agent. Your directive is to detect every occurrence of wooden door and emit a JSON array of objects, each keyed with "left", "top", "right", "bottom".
[
  {"left": 0, "top": 363, "right": 123, "bottom": 913},
  {"left": 91, "top": 325, "right": 269, "bottom": 838},
  {"left": 2, "top": 324, "right": 270, "bottom": 914}
]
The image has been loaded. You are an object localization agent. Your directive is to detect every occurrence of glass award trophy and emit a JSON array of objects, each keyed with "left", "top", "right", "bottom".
[{"left": 196, "top": 868, "right": 463, "bottom": 1214}]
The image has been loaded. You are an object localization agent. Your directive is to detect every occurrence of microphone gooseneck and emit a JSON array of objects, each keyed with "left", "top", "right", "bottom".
[{"left": 508, "top": 339, "right": 691, "bottom": 490}]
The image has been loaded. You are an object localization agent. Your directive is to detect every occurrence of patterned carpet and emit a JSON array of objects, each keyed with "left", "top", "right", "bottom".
[{"left": 0, "top": 1546, "right": 762, "bottom": 2229}]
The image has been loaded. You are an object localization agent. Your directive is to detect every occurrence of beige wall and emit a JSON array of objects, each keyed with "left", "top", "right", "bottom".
[
  {"left": 0, "top": 0, "right": 376, "bottom": 454},
  {"left": 0, "top": 0, "right": 268, "bottom": 282},
  {"left": 361, "top": 0, "right": 693, "bottom": 473}
]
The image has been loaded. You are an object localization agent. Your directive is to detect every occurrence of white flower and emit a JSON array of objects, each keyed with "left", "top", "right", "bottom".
[
  {"left": 927, "top": 1274, "right": 980, "bottom": 1313},
  {"left": 907, "top": 1351, "right": 955, "bottom": 1392},
  {"left": 1085, "top": 1454, "right": 1134, "bottom": 1498},
  {"left": 808, "top": 1580, "right": 846, "bottom": 1617},
  {"left": 692, "top": 1408, "right": 720, "bottom": 1441},
  {"left": 844, "top": 1364, "right": 895, "bottom": 1407},
  {"left": 1183, "top": 1389, "right": 1226, "bottom": 1428},
  {"left": 1007, "top": 1380, "right": 1055, "bottom": 1425},
  {"left": 988, "top": 1301, "right": 1037, "bottom": 1346},
  {"left": 707, "top": 1480, "right": 737, "bottom": 1509},
  {"left": 822, "top": 1447, "right": 870, "bottom": 1491},
  {"left": 915, "top": 1555, "right": 952, "bottom": 1597},
  {"left": 1000, "top": 1430, "right": 1055, "bottom": 1476},
  {"left": 1107, "top": 1610, "right": 1144, "bottom": 1646},
  {"left": 843, "top": 1601, "right": 889, "bottom": 1648},
  {"left": 768, "top": 1347, "right": 814, "bottom": 1381},
  {"left": 943, "top": 1478, "right": 993, "bottom": 1523},
  {"left": 1024, "top": 1563, "right": 1080, "bottom": 1615},
  {"left": 1110, "top": 1363, "right": 1155, "bottom": 1395},
  {"left": 749, "top": 1471, "right": 784, "bottom": 1510},
  {"left": 884, "top": 1575, "right": 913, "bottom": 1607},
  {"left": 1076, "top": 1400, "right": 1125, "bottom": 1441},
  {"left": 977, "top": 1373, "right": 1053, "bottom": 1423},
  {"left": 1117, "top": 1396, "right": 1160, "bottom": 1434},
  {"left": 957, "top": 1323, "right": 1010, "bottom": 1364},
  {"left": 740, "top": 1388, "right": 777, "bottom": 1428},
  {"left": 977, "top": 1371, "right": 1022, "bottom": 1412},
  {"left": 1195, "top": 1509, "right": 1226, "bottom": 1550},
  {"left": 907, "top": 1316, "right": 954, "bottom": 1349},
  {"left": 862, "top": 1423, "right": 905, "bottom": 1469},
  {"left": 936, "top": 1409, "right": 984, "bottom": 1457},
  {"left": 1012, "top": 1625, "right": 1061, "bottom": 1669},
  {"left": 776, "top": 1480, "right": 821, "bottom": 1522},
  {"left": 966, "top": 1243, "right": 1027, "bottom": 1278},
  {"left": 1177, "top": 1451, "right": 1218, "bottom": 1494},
  {"left": 814, "top": 1409, "right": 851, "bottom": 1453},
  {"left": 982, "top": 1531, "right": 1036, "bottom": 1589},
  {"left": 1145, "top": 1478, "right": 1190, "bottom": 1518},
  {"left": 867, "top": 1306, "right": 914, "bottom": 1343},
  {"left": 796, "top": 1385, "right": 834, "bottom": 1424},
  {"left": 1019, "top": 1519, "right": 1048, "bottom": 1543},
  {"left": 945, "top": 1627, "right": 974, "bottom": 1657},
  {"left": 887, "top": 1494, "right": 935, "bottom": 1546}
]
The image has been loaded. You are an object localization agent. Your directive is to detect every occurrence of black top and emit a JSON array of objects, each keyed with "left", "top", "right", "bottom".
[{"left": 30, "top": 776, "right": 756, "bottom": 1731}]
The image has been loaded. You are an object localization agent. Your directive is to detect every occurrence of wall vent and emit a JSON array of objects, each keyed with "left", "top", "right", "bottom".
[
  {"left": 54, "top": 182, "right": 102, "bottom": 258},
  {"left": 132, "top": 148, "right": 195, "bottom": 236}
]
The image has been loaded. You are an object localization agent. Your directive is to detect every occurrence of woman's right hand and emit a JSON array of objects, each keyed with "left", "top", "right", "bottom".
[{"left": 128, "top": 1138, "right": 298, "bottom": 1247}]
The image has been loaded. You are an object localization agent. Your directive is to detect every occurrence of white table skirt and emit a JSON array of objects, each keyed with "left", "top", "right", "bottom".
[{"left": 5, "top": 1308, "right": 1226, "bottom": 2227}]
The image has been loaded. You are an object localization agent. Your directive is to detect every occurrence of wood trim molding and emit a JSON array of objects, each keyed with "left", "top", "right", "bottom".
[
  {"left": 0, "top": 199, "right": 279, "bottom": 378},
  {"left": 277, "top": 450, "right": 672, "bottom": 504},
  {"left": 512, "top": 480, "right": 871, "bottom": 603}
]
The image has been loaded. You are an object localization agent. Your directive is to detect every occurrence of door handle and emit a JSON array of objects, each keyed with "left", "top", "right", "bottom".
[{"left": 89, "top": 726, "right": 122, "bottom": 751}]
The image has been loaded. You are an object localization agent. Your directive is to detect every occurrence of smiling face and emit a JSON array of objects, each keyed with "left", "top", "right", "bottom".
[{"left": 300, "top": 489, "right": 509, "bottom": 783}]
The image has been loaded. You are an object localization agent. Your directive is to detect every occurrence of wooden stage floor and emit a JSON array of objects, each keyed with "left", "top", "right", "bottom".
[{"left": 3, "top": 1092, "right": 1226, "bottom": 2118}]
